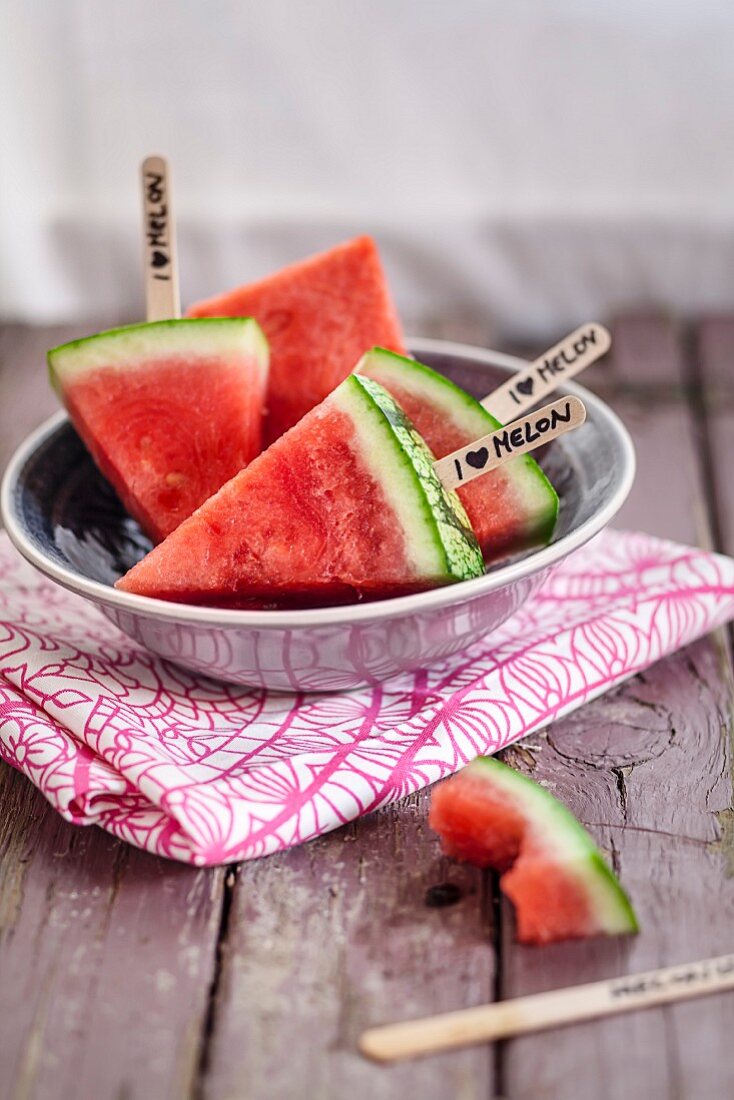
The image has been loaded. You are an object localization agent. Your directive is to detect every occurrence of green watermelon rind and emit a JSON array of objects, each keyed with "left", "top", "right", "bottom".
[
  {"left": 468, "top": 756, "right": 639, "bottom": 934},
  {"left": 337, "top": 375, "right": 484, "bottom": 584},
  {"left": 48, "top": 317, "right": 269, "bottom": 394},
  {"left": 357, "top": 348, "right": 559, "bottom": 548}
]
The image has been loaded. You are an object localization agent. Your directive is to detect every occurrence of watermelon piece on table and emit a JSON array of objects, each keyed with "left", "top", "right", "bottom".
[
  {"left": 358, "top": 348, "right": 558, "bottom": 562},
  {"left": 188, "top": 236, "right": 405, "bottom": 444},
  {"left": 116, "top": 374, "right": 484, "bottom": 607},
  {"left": 48, "top": 318, "right": 269, "bottom": 544},
  {"left": 429, "top": 757, "right": 638, "bottom": 945}
]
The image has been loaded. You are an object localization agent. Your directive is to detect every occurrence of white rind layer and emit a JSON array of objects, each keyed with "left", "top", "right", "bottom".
[
  {"left": 359, "top": 347, "right": 556, "bottom": 526},
  {"left": 48, "top": 317, "right": 269, "bottom": 384},
  {"left": 330, "top": 377, "right": 445, "bottom": 578},
  {"left": 469, "top": 758, "right": 638, "bottom": 933}
]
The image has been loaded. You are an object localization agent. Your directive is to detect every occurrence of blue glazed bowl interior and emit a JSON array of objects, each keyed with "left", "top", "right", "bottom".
[{"left": 8, "top": 346, "right": 619, "bottom": 596}]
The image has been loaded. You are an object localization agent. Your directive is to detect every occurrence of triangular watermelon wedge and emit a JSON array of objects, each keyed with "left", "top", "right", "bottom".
[
  {"left": 188, "top": 236, "right": 405, "bottom": 444},
  {"left": 48, "top": 317, "right": 269, "bottom": 543},
  {"left": 358, "top": 348, "right": 558, "bottom": 562},
  {"left": 430, "top": 757, "right": 639, "bottom": 945},
  {"left": 116, "top": 374, "right": 484, "bottom": 607}
]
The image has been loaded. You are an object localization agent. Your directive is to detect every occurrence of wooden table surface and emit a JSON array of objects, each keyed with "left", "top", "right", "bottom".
[{"left": 1, "top": 315, "right": 734, "bottom": 1100}]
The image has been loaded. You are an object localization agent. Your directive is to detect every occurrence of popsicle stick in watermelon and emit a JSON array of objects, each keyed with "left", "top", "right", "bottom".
[
  {"left": 376, "top": 324, "right": 601, "bottom": 560},
  {"left": 47, "top": 156, "right": 270, "bottom": 544},
  {"left": 480, "top": 322, "right": 612, "bottom": 422},
  {"left": 434, "top": 395, "right": 586, "bottom": 491},
  {"left": 140, "top": 154, "right": 181, "bottom": 322},
  {"left": 116, "top": 378, "right": 585, "bottom": 607},
  {"left": 188, "top": 236, "right": 406, "bottom": 445},
  {"left": 358, "top": 349, "right": 561, "bottom": 562}
]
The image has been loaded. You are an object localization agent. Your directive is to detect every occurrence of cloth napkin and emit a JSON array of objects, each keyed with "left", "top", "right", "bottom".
[{"left": 1, "top": 528, "right": 733, "bottom": 867}]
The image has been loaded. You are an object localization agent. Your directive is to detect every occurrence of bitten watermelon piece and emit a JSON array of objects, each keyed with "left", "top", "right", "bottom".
[
  {"left": 429, "top": 757, "right": 638, "bottom": 945},
  {"left": 116, "top": 374, "right": 483, "bottom": 606},
  {"left": 358, "top": 349, "right": 558, "bottom": 562},
  {"left": 48, "top": 318, "right": 269, "bottom": 544},
  {"left": 188, "top": 236, "right": 405, "bottom": 444}
]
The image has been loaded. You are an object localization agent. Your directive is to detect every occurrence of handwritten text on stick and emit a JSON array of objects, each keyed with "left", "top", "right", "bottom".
[
  {"left": 143, "top": 171, "right": 171, "bottom": 280},
  {"left": 359, "top": 953, "right": 734, "bottom": 1062},
  {"left": 483, "top": 323, "right": 611, "bottom": 423},
  {"left": 141, "top": 155, "right": 180, "bottom": 321},
  {"left": 434, "top": 396, "right": 587, "bottom": 491}
]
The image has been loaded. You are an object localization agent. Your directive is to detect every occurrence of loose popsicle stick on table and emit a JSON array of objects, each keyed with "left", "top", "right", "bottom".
[
  {"left": 434, "top": 394, "right": 587, "bottom": 491},
  {"left": 141, "top": 154, "right": 181, "bottom": 321},
  {"left": 359, "top": 953, "right": 734, "bottom": 1063},
  {"left": 481, "top": 322, "right": 611, "bottom": 422}
]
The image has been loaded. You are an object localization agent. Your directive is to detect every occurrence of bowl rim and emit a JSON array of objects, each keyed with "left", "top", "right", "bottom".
[{"left": 1, "top": 336, "right": 636, "bottom": 628}]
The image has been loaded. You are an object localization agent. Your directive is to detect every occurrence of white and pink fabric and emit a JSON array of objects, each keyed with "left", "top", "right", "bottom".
[{"left": 0, "top": 528, "right": 732, "bottom": 866}]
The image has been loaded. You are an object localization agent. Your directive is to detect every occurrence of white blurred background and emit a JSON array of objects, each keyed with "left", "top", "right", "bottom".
[{"left": 1, "top": 0, "right": 733, "bottom": 340}]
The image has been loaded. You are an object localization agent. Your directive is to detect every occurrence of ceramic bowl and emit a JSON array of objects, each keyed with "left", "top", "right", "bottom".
[{"left": 1, "top": 339, "right": 635, "bottom": 692}]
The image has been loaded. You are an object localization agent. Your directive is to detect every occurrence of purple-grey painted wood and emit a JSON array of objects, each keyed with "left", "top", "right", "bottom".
[
  {"left": 497, "top": 316, "right": 734, "bottom": 1099},
  {"left": 697, "top": 317, "right": 734, "bottom": 553},
  {"left": 201, "top": 790, "right": 496, "bottom": 1100},
  {"left": 1, "top": 316, "right": 733, "bottom": 1100},
  {"left": 0, "top": 323, "right": 81, "bottom": 471},
  {"left": 610, "top": 318, "right": 708, "bottom": 543},
  {"left": 0, "top": 769, "right": 225, "bottom": 1100},
  {"left": 0, "top": 322, "right": 226, "bottom": 1100}
]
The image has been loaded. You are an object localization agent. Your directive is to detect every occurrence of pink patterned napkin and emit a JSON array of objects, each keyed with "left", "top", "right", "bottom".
[{"left": 1, "top": 529, "right": 733, "bottom": 866}]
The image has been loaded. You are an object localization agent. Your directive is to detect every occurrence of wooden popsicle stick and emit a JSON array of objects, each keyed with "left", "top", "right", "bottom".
[
  {"left": 481, "top": 322, "right": 611, "bottom": 422},
  {"left": 434, "top": 395, "right": 586, "bottom": 491},
  {"left": 141, "top": 155, "right": 181, "bottom": 321},
  {"left": 359, "top": 953, "right": 734, "bottom": 1063}
]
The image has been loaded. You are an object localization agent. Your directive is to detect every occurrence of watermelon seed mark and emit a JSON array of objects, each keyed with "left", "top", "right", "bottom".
[{"left": 424, "top": 882, "right": 462, "bottom": 908}]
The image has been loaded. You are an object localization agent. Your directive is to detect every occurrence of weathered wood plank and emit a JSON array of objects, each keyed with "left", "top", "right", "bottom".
[
  {"left": 600, "top": 311, "right": 685, "bottom": 388},
  {"left": 0, "top": 322, "right": 92, "bottom": 472},
  {"left": 0, "top": 766, "right": 225, "bottom": 1100},
  {"left": 497, "top": 316, "right": 734, "bottom": 1099},
  {"left": 201, "top": 789, "right": 495, "bottom": 1100},
  {"left": 697, "top": 317, "right": 734, "bottom": 553},
  {"left": 2, "top": 316, "right": 733, "bottom": 1100},
  {"left": 0, "top": 322, "right": 225, "bottom": 1100}
]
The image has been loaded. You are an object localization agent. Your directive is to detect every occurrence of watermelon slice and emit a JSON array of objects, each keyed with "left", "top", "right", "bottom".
[
  {"left": 188, "top": 236, "right": 405, "bottom": 444},
  {"left": 48, "top": 318, "right": 269, "bottom": 544},
  {"left": 358, "top": 349, "right": 558, "bottom": 562},
  {"left": 116, "top": 374, "right": 484, "bottom": 606},
  {"left": 429, "top": 757, "right": 638, "bottom": 945}
]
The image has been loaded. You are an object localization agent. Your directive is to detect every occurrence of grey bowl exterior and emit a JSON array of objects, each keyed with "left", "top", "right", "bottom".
[{"left": 1, "top": 338, "right": 635, "bottom": 691}]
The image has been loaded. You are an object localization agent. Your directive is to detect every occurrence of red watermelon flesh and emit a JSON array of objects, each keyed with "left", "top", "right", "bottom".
[
  {"left": 429, "top": 757, "right": 638, "bottom": 945},
  {"left": 188, "top": 236, "right": 405, "bottom": 444},
  {"left": 358, "top": 349, "right": 558, "bottom": 562},
  {"left": 116, "top": 374, "right": 483, "bottom": 606},
  {"left": 48, "top": 318, "right": 269, "bottom": 543}
]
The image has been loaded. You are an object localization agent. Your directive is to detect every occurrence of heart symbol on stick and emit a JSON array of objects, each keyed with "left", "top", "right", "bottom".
[
  {"left": 516, "top": 377, "right": 534, "bottom": 396},
  {"left": 465, "top": 447, "right": 489, "bottom": 469},
  {"left": 151, "top": 250, "right": 169, "bottom": 268}
]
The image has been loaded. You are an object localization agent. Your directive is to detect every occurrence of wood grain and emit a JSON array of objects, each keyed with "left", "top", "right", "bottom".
[
  {"left": 496, "top": 316, "right": 734, "bottom": 1100},
  {"left": 201, "top": 789, "right": 495, "bottom": 1100},
  {"left": 0, "top": 324, "right": 73, "bottom": 472},
  {"left": 0, "top": 316, "right": 733, "bottom": 1100},
  {"left": 360, "top": 955, "right": 734, "bottom": 1061},
  {"left": 0, "top": 769, "right": 225, "bottom": 1100},
  {"left": 697, "top": 317, "right": 734, "bottom": 553},
  {"left": 0, "top": 322, "right": 226, "bottom": 1100}
]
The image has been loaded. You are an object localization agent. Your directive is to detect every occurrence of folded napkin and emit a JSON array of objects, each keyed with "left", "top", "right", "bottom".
[{"left": 1, "top": 529, "right": 733, "bottom": 866}]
